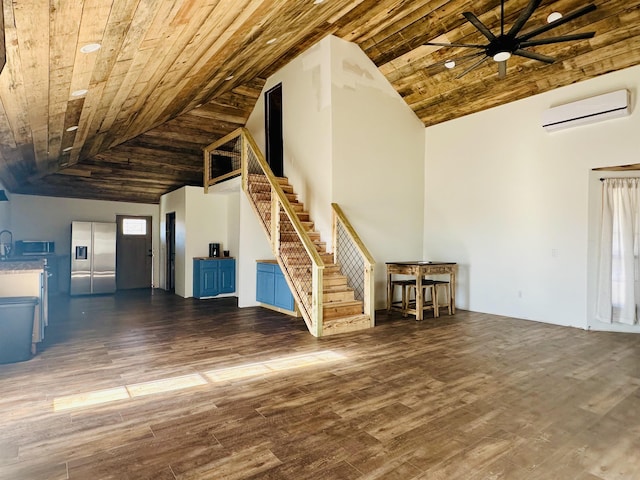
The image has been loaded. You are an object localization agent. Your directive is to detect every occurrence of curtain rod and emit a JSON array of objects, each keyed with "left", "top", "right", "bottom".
[{"left": 600, "top": 177, "right": 640, "bottom": 181}]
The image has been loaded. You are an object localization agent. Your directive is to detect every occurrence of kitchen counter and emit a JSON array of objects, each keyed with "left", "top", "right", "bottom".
[
  {"left": 193, "top": 256, "right": 235, "bottom": 260},
  {"left": 0, "top": 258, "right": 47, "bottom": 273},
  {"left": 256, "top": 259, "right": 278, "bottom": 264},
  {"left": 0, "top": 258, "right": 47, "bottom": 353}
]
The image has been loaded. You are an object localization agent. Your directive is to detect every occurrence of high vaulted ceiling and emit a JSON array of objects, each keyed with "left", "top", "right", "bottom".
[{"left": 0, "top": 0, "right": 638, "bottom": 204}]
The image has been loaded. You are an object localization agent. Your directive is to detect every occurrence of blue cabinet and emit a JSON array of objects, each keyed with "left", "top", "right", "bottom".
[
  {"left": 256, "top": 261, "right": 295, "bottom": 313},
  {"left": 193, "top": 258, "right": 235, "bottom": 299}
]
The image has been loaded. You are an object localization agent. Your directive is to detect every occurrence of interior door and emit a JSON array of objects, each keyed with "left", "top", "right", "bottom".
[
  {"left": 265, "top": 83, "right": 283, "bottom": 177},
  {"left": 116, "top": 215, "right": 152, "bottom": 290},
  {"left": 166, "top": 212, "right": 176, "bottom": 293}
]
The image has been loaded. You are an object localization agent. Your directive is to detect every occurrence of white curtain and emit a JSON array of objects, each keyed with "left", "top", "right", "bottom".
[{"left": 596, "top": 178, "right": 640, "bottom": 325}]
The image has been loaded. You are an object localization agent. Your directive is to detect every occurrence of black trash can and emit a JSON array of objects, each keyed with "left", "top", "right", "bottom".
[{"left": 0, "top": 296, "right": 39, "bottom": 364}]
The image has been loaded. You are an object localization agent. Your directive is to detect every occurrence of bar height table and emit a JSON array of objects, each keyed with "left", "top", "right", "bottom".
[{"left": 386, "top": 261, "right": 457, "bottom": 320}]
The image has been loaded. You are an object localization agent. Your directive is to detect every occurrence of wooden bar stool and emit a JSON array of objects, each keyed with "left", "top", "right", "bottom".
[
  {"left": 432, "top": 280, "right": 452, "bottom": 316},
  {"left": 407, "top": 280, "right": 437, "bottom": 319},
  {"left": 389, "top": 279, "right": 416, "bottom": 315}
]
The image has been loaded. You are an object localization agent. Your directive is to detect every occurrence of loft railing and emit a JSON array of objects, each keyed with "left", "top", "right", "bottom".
[
  {"left": 204, "top": 128, "right": 324, "bottom": 336},
  {"left": 203, "top": 130, "right": 242, "bottom": 190},
  {"left": 331, "top": 203, "right": 375, "bottom": 327}
]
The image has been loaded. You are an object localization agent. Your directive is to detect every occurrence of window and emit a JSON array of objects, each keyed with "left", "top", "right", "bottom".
[{"left": 122, "top": 218, "right": 147, "bottom": 236}]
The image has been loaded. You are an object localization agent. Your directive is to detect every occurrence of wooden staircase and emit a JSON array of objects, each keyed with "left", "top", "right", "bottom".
[{"left": 247, "top": 173, "right": 371, "bottom": 336}]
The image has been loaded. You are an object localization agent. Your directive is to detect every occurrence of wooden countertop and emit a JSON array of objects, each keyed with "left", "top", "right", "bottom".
[
  {"left": 0, "top": 258, "right": 46, "bottom": 274},
  {"left": 193, "top": 257, "right": 235, "bottom": 260},
  {"left": 256, "top": 259, "right": 277, "bottom": 264}
]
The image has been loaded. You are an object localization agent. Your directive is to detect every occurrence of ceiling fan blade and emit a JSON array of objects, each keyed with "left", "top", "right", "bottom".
[
  {"left": 463, "top": 12, "right": 495, "bottom": 41},
  {"left": 513, "top": 49, "right": 555, "bottom": 64},
  {"left": 507, "top": 0, "right": 542, "bottom": 37},
  {"left": 520, "top": 32, "right": 595, "bottom": 48},
  {"left": 519, "top": 4, "right": 597, "bottom": 41},
  {"left": 498, "top": 61, "right": 507, "bottom": 79},
  {"left": 454, "top": 51, "right": 487, "bottom": 62},
  {"left": 424, "top": 42, "right": 486, "bottom": 49},
  {"left": 456, "top": 55, "right": 490, "bottom": 79}
]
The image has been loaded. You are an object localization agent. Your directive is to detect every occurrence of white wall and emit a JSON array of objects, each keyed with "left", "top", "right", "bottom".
[
  {"left": 425, "top": 64, "right": 640, "bottom": 329},
  {"left": 245, "top": 35, "right": 425, "bottom": 308},
  {"left": 160, "top": 186, "right": 230, "bottom": 298},
  {"left": 193, "top": 178, "right": 270, "bottom": 308},
  {"left": 246, "top": 38, "right": 334, "bottom": 244},
  {"left": 237, "top": 192, "right": 273, "bottom": 308},
  {"left": 8, "top": 193, "right": 159, "bottom": 292},
  {"left": 329, "top": 36, "right": 425, "bottom": 301}
]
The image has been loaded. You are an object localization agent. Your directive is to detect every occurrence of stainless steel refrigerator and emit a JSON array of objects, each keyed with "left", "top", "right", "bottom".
[{"left": 70, "top": 221, "right": 116, "bottom": 295}]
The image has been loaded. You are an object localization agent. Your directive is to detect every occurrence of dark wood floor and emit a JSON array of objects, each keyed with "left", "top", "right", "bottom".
[{"left": 1, "top": 291, "right": 640, "bottom": 480}]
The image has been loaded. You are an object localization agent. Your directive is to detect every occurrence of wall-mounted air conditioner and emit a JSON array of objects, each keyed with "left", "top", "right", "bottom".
[{"left": 542, "top": 89, "right": 631, "bottom": 132}]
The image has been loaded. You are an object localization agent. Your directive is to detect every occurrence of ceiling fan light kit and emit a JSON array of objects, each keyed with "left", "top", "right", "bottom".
[
  {"left": 425, "top": 0, "right": 596, "bottom": 78},
  {"left": 547, "top": 12, "right": 563, "bottom": 23},
  {"left": 493, "top": 51, "right": 511, "bottom": 62}
]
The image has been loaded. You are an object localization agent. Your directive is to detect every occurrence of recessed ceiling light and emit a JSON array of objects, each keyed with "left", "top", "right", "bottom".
[
  {"left": 66, "top": 125, "right": 79, "bottom": 132},
  {"left": 71, "top": 89, "right": 88, "bottom": 97},
  {"left": 80, "top": 43, "right": 101, "bottom": 54},
  {"left": 547, "top": 12, "right": 563, "bottom": 23},
  {"left": 225, "top": 75, "right": 234, "bottom": 81},
  {"left": 266, "top": 38, "right": 277, "bottom": 45},
  {"left": 313, "top": 0, "right": 324, "bottom": 4},
  {"left": 444, "top": 60, "right": 456, "bottom": 69},
  {"left": 62, "top": 147, "right": 73, "bottom": 152}
]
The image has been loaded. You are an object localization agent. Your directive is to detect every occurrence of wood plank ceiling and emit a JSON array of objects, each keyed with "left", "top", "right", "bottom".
[{"left": 0, "top": 0, "right": 638, "bottom": 204}]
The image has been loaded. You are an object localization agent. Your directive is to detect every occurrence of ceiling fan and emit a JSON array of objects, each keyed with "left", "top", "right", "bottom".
[{"left": 425, "top": 0, "right": 597, "bottom": 78}]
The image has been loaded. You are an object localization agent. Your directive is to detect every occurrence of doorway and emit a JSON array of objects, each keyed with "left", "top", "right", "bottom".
[
  {"left": 265, "top": 83, "right": 283, "bottom": 177},
  {"left": 166, "top": 212, "right": 176, "bottom": 293},
  {"left": 116, "top": 215, "right": 153, "bottom": 290}
]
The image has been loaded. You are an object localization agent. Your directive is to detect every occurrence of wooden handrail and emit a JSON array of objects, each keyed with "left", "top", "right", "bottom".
[
  {"left": 205, "top": 129, "right": 377, "bottom": 336},
  {"left": 331, "top": 203, "right": 375, "bottom": 267},
  {"left": 332, "top": 202, "right": 376, "bottom": 327},
  {"left": 242, "top": 129, "right": 325, "bottom": 268},
  {"left": 238, "top": 128, "right": 325, "bottom": 336}
]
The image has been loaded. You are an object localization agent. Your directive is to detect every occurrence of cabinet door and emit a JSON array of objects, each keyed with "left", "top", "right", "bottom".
[
  {"left": 274, "top": 271, "right": 294, "bottom": 311},
  {"left": 201, "top": 264, "right": 219, "bottom": 296},
  {"left": 218, "top": 259, "right": 236, "bottom": 293},
  {"left": 256, "top": 264, "right": 275, "bottom": 304}
]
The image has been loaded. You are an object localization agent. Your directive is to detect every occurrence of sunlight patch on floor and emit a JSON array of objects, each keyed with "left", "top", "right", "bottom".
[
  {"left": 127, "top": 374, "right": 208, "bottom": 397},
  {"left": 52, "top": 350, "right": 346, "bottom": 412},
  {"left": 53, "top": 387, "right": 129, "bottom": 411}
]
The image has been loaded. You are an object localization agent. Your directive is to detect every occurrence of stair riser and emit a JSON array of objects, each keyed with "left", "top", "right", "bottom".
[
  {"left": 323, "top": 276, "right": 348, "bottom": 287},
  {"left": 252, "top": 192, "right": 298, "bottom": 202},
  {"left": 248, "top": 174, "right": 289, "bottom": 186},
  {"left": 322, "top": 315, "right": 371, "bottom": 336},
  {"left": 322, "top": 291, "right": 355, "bottom": 303},
  {"left": 323, "top": 304, "right": 363, "bottom": 320},
  {"left": 249, "top": 182, "right": 294, "bottom": 194}
]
